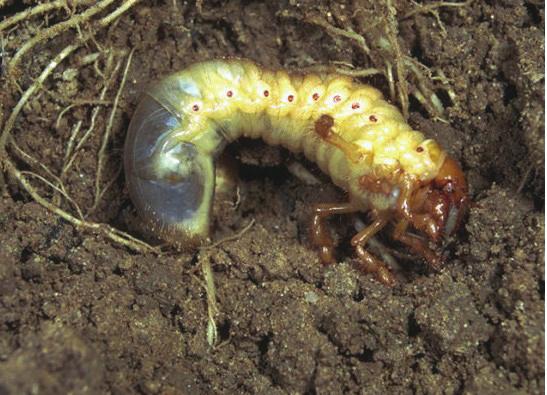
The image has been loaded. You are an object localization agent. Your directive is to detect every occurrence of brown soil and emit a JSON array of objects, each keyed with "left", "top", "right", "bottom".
[{"left": 0, "top": 1, "right": 544, "bottom": 394}]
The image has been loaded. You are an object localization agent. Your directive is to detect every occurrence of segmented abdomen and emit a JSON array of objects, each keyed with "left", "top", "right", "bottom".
[
  {"left": 148, "top": 59, "right": 443, "bottom": 187},
  {"left": 126, "top": 59, "right": 446, "bottom": 244}
]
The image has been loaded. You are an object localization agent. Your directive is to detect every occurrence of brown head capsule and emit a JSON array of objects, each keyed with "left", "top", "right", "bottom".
[{"left": 411, "top": 156, "right": 469, "bottom": 241}]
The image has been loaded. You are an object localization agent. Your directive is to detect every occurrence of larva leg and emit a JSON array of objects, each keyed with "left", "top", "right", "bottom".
[
  {"left": 354, "top": 246, "right": 396, "bottom": 287},
  {"left": 314, "top": 114, "right": 364, "bottom": 163},
  {"left": 311, "top": 202, "right": 358, "bottom": 264},
  {"left": 351, "top": 215, "right": 396, "bottom": 286},
  {"left": 354, "top": 216, "right": 399, "bottom": 269},
  {"left": 351, "top": 213, "right": 388, "bottom": 246},
  {"left": 393, "top": 220, "right": 441, "bottom": 270}
]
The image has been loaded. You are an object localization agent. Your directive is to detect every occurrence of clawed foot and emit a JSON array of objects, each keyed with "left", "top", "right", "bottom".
[
  {"left": 310, "top": 202, "right": 444, "bottom": 286},
  {"left": 353, "top": 243, "right": 396, "bottom": 286},
  {"left": 393, "top": 220, "right": 442, "bottom": 271},
  {"left": 311, "top": 203, "right": 397, "bottom": 286}
]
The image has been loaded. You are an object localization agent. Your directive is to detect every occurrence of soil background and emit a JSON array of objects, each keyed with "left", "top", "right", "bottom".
[{"left": 0, "top": 1, "right": 544, "bottom": 394}]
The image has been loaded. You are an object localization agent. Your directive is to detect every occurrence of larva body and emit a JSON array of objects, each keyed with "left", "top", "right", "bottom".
[{"left": 125, "top": 59, "right": 468, "bottom": 285}]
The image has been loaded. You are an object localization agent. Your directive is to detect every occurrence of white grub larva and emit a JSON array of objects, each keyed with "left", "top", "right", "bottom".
[{"left": 124, "top": 59, "right": 469, "bottom": 285}]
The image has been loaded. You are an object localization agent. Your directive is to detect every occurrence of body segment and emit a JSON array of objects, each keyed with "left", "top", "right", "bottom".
[{"left": 125, "top": 59, "right": 468, "bottom": 284}]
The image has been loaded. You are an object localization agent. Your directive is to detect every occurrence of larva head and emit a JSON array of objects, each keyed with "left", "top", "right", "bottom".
[{"left": 407, "top": 156, "right": 469, "bottom": 242}]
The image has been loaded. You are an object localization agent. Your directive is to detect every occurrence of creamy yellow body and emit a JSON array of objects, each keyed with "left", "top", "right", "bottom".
[{"left": 128, "top": 59, "right": 447, "bottom": 244}]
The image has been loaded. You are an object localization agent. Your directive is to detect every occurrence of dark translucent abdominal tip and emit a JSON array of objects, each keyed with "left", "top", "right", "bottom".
[{"left": 124, "top": 94, "right": 215, "bottom": 244}]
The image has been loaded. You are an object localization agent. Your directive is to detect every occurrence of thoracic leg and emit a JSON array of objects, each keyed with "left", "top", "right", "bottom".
[
  {"left": 351, "top": 214, "right": 395, "bottom": 286},
  {"left": 394, "top": 181, "right": 442, "bottom": 269},
  {"left": 311, "top": 202, "right": 358, "bottom": 264},
  {"left": 393, "top": 219, "right": 441, "bottom": 270}
]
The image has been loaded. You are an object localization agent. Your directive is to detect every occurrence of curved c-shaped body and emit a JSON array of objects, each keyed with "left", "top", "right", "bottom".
[{"left": 125, "top": 59, "right": 468, "bottom": 283}]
